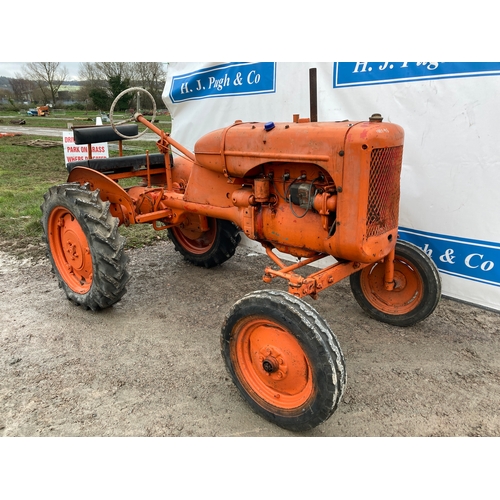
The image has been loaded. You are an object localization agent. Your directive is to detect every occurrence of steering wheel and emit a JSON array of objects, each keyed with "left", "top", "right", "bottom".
[{"left": 109, "top": 87, "right": 157, "bottom": 139}]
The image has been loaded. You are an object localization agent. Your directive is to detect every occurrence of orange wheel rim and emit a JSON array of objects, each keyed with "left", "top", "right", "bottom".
[
  {"left": 231, "top": 318, "right": 314, "bottom": 410},
  {"left": 171, "top": 217, "right": 216, "bottom": 255},
  {"left": 360, "top": 256, "right": 423, "bottom": 315},
  {"left": 48, "top": 207, "right": 93, "bottom": 294}
]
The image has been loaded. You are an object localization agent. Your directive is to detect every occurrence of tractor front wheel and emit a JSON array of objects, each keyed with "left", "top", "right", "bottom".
[
  {"left": 168, "top": 216, "right": 240, "bottom": 268},
  {"left": 349, "top": 240, "right": 441, "bottom": 327},
  {"left": 41, "top": 183, "right": 129, "bottom": 311},
  {"left": 221, "top": 290, "right": 346, "bottom": 432}
]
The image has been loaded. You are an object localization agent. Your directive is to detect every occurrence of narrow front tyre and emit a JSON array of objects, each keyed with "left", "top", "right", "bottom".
[
  {"left": 349, "top": 240, "right": 441, "bottom": 327},
  {"left": 221, "top": 290, "right": 346, "bottom": 432}
]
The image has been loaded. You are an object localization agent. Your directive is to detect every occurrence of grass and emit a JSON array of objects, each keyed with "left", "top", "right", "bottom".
[
  {"left": 0, "top": 124, "right": 172, "bottom": 260},
  {"left": 0, "top": 109, "right": 171, "bottom": 132}
]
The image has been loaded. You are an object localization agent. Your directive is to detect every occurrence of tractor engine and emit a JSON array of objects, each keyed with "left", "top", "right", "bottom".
[{"left": 194, "top": 114, "right": 404, "bottom": 263}]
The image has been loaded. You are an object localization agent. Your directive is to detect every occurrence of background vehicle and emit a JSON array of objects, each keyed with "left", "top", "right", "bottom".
[
  {"left": 37, "top": 106, "right": 50, "bottom": 116},
  {"left": 40, "top": 87, "right": 441, "bottom": 431},
  {"left": 27, "top": 106, "right": 50, "bottom": 116}
]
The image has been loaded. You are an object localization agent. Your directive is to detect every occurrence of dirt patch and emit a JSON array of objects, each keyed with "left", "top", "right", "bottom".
[{"left": 1, "top": 241, "right": 499, "bottom": 436}]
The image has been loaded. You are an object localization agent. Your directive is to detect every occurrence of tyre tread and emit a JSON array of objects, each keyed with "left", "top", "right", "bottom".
[
  {"left": 169, "top": 219, "right": 241, "bottom": 268},
  {"left": 41, "top": 182, "right": 129, "bottom": 311},
  {"left": 221, "top": 289, "right": 346, "bottom": 432}
]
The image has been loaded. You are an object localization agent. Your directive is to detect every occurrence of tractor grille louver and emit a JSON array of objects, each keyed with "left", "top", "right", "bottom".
[{"left": 366, "top": 146, "right": 403, "bottom": 238}]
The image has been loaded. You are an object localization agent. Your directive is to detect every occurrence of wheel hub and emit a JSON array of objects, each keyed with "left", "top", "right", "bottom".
[
  {"left": 358, "top": 251, "right": 425, "bottom": 316},
  {"left": 392, "top": 270, "right": 407, "bottom": 290},
  {"left": 262, "top": 356, "right": 279, "bottom": 373},
  {"left": 259, "top": 346, "right": 288, "bottom": 380},
  {"left": 62, "top": 230, "right": 84, "bottom": 269},
  {"left": 48, "top": 208, "right": 93, "bottom": 294}
]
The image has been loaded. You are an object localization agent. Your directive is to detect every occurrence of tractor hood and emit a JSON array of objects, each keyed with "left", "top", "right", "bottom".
[{"left": 194, "top": 120, "right": 355, "bottom": 178}]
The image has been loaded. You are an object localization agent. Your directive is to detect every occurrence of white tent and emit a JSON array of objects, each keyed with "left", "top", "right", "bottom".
[{"left": 163, "top": 62, "right": 500, "bottom": 312}]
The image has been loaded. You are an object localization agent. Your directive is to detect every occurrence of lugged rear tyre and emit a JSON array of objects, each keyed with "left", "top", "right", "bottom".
[
  {"left": 168, "top": 216, "right": 241, "bottom": 268},
  {"left": 221, "top": 290, "right": 346, "bottom": 432},
  {"left": 41, "top": 182, "right": 129, "bottom": 311}
]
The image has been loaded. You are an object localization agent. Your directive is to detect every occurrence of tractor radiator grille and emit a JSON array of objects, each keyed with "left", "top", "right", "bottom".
[{"left": 366, "top": 146, "right": 403, "bottom": 238}]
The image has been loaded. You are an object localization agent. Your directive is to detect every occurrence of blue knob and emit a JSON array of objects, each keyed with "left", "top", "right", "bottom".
[{"left": 264, "top": 122, "right": 275, "bottom": 131}]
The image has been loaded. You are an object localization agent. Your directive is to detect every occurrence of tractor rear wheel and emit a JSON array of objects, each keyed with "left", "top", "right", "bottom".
[
  {"left": 41, "top": 183, "right": 129, "bottom": 311},
  {"left": 221, "top": 290, "right": 346, "bottom": 432},
  {"left": 349, "top": 240, "right": 441, "bottom": 327},
  {"left": 168, "top": 216, "right": 240, "bottom": 268}
]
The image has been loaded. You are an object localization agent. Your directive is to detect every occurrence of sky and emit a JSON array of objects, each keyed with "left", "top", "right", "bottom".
[
  {"left": 0, "top": 5, "right": 490, "bottom": 73},
  {"left": 0, "top": 62, "right": 84, "bottom": 80}
]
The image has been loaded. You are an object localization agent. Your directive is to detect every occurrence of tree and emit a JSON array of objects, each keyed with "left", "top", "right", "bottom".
[
  {"left": 108, "top": 75, "right": 131, "bottom": 111},
  {"left": 78, "top": 62, "right": 167, "bottom": 110},
  {"left": 8, "top": 76, "right": 36, "bottom": 103},
  {"left": 22, "top": 62, "right": 67, "bottom": 106},
  {"left": 77, "top": 62, "right": 103, "bottom": 109},
  {"left": 132, "top": 62, "right": 167, "bottom": 105},
  {"left": 0, "top": 87, "right": 12, "bottom": 100},
  {"left": 95, "top": 62, "right": 134, "bottom": 82},
  {"left": 78, "top": 62, "right": 102, "bottom": 85},
  {"left": 88, "top": 88, "right": 111, "bottom": 111},
  {"left": 80, "top": 63, "right": 132, "bottom": 110}
]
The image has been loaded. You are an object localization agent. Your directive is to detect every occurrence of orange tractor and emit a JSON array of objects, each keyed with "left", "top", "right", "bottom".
[{"left": 41, "top": 87, "right": 441, "bottom": 431}]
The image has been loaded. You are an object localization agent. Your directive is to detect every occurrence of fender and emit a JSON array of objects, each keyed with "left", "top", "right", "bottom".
[{"left": 67, "top": 167, "right": 136, "bottom": 224}]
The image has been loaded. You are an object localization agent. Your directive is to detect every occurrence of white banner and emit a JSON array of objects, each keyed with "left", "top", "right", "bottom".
[{"left": 162, "top": 62, "right": 500, "bottom": 312}]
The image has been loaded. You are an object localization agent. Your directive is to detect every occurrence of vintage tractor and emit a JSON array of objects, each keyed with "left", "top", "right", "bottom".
[{"left": 41, "top": 87, "right": 441, "bottom": 432}]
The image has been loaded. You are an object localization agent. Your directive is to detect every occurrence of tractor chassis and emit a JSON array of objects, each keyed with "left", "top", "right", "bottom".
[
  {"left": 262, "top": 243, "right": 373, "bottom": 300},
  {"left": 41, "top": 87, "right": 442, "bottom": 433}
]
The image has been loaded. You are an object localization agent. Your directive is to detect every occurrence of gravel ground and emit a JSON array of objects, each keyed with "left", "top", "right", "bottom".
[{"left": 1, "top": 240, "right": 499, "bottom": 437}]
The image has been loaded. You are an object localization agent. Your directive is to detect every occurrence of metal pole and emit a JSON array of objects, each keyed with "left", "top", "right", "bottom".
[{"left": 309, "top": 68, "right": 318, "bottom": 122}]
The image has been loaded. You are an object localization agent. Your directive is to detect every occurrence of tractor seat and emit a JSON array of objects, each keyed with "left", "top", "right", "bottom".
[
  {"left": 72, "top": 124, "right": 139, "bottom": 145},
  {"left": 67, "top": 124, "right": 165, "bottom": 174},
  {"left": 66, "top": 153, "right": 165, "bottom": 174}
]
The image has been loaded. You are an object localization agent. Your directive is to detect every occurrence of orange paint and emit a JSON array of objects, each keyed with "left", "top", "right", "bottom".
[{"left": 65, "top": 111, "right": 405, "bottom": 302}]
